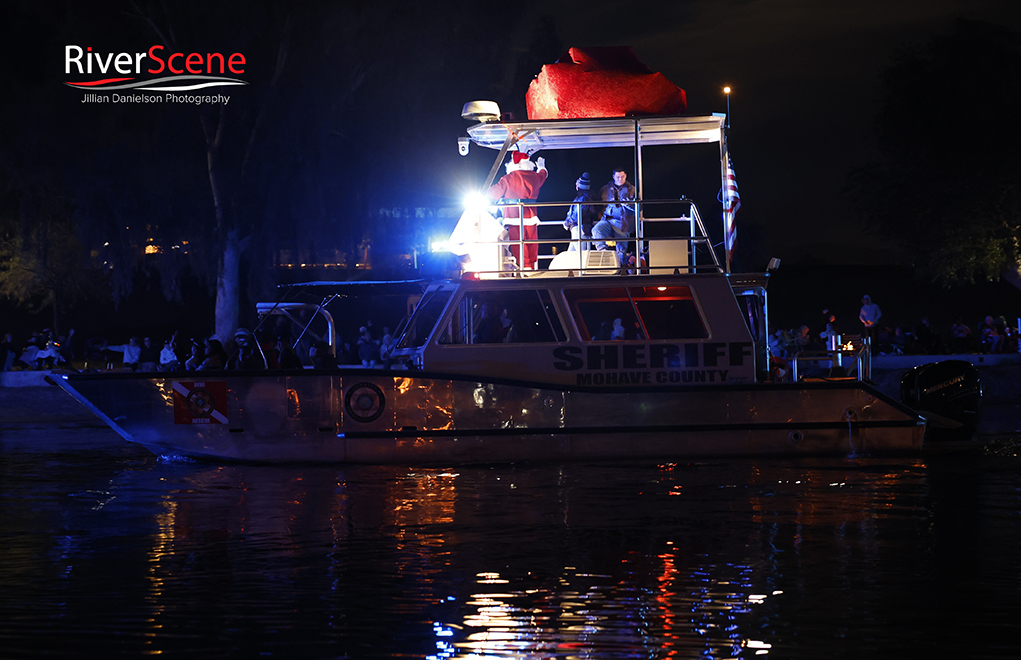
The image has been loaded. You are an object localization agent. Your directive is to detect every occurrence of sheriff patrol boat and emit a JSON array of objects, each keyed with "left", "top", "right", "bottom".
[{"left": 50, "top": 108, "right": 978, "bottom": 464}]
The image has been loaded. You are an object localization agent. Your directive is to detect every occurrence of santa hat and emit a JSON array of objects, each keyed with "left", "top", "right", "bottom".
[{"left": 506, "top": 151, "right": 535, "bottom": 172}]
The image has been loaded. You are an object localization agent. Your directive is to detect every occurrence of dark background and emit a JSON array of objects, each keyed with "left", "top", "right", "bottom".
[{"left": 3, "top": 0, "right": 1021, "bottom": 348}]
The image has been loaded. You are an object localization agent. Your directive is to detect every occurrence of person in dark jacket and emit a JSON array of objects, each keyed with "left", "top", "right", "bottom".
[
  {"left": 227, "top": 328, "right": 268, "bottom": 370},
  {"left": 592, "top": 167, "right": 637, "bottom": 263},
  {"left": 563, "top": 172, "right": 599, "bottom": 251},
  {"left": 139, "top": 337, "right": 160, "bottom": 372},
  {"left": 310, "top": 340, "right": 338, "bottom": 369}
]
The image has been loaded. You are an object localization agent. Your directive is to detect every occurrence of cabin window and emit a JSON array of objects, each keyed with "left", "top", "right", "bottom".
[
  {"left": 566, "top": 287, "right": 641, "bottom": 341},
  {"left": 396, "top": 290, "right": 451, "bottom": 349},
  {"left": 442, "top": 289, "right": 566, "bottom": 345},
  {"left": 564, "top": 285, "right": 708, "bottom": 341}
]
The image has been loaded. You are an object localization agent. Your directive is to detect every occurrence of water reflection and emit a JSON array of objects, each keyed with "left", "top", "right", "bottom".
[
  {"left": 3, "top": 431, "right": 1021, "bottom": 658},
  {"left": 427, "top": 558, "right": 779, "bottom": 658}
]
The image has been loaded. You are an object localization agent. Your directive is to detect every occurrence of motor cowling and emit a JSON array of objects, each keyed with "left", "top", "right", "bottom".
[{"left": 900, "top": 360, "right": 982, "bottom": 442}]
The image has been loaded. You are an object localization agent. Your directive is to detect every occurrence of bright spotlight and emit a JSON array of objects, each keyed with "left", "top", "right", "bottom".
[
  {"left": 431, "top": 239, "right": 451, "bottom": 253},
  {"left": 463, "top": 193, "right": 489, "bottom": 210}
]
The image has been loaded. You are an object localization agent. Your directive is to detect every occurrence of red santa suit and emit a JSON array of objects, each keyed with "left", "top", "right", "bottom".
[{"left": 486, "top": 152, "right": 547, "bottom": 269}]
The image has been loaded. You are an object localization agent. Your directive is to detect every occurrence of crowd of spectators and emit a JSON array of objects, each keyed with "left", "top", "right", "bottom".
[
  {"left": 0, "top": 316, "right": 403, "bottom": 374},
  {"left": 3, "top": 305, "right": 1018, "bottom": 377},
  {"left": 1, "top": 329, "right": 75, "bottom": 371},
  {"left": 771, "top": 312, "right": 1018, "bottom": 360}
]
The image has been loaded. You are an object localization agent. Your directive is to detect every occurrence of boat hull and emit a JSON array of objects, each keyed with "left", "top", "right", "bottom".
[{"left": 51, "top": 370, "right": 924, "bottom": 463}]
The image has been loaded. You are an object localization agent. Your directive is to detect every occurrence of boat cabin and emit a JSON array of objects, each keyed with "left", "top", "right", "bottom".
[{"left": 390, "top": 274, "right": 759, "bottom": 386}]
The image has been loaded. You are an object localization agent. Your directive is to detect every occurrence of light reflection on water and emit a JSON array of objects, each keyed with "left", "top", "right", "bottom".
[
  {"left": 431, "top": 564, "right": 779, "bottom": 659},
  {"left": 2, "top": 428, "right": 1021, "bottom": 659}
]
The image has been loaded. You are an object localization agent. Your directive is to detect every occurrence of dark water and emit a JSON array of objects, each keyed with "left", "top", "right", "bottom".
[{"left": 2, "top": 429, "right": 1021, "bottom": 659}]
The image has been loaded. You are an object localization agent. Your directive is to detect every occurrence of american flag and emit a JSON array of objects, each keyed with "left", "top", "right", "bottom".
[{"left": 723, "top": 153, "right": 741, "bottom": 267}]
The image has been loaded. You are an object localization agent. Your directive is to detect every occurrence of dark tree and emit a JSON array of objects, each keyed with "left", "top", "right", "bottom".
[
  {"left": 0, "top": 191, "right": 108, "bottom": 334},
  {"left": 849, "top": 19, "right": 1021, "bottom": 285}
]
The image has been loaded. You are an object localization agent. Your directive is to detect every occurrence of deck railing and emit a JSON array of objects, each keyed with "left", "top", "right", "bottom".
[
  {"left": 456, "top": 198, "right": 723, "bottom": 278},
  {"left": 790, "top": 335, "right": 872, "bottom": 382}
]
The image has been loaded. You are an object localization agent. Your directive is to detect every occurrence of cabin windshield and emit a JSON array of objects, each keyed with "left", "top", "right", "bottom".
[
  {"left": 439, "top": 288, "right": 567, "bottom": 345},
  {"left": 564, "top": 285, "right": 708, "bottom": 341},
  {"left": 396, "top": 289, "right": 451, "bottom": 349}
]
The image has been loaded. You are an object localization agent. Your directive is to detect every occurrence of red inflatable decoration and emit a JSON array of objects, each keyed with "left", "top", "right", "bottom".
[{"left": 526, "top": 47, "right": 687, "bottom": 120}]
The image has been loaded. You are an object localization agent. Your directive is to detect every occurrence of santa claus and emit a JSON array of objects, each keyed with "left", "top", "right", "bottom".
[{"left": 486, "top": 151, "right": 547, "bottom": 270}]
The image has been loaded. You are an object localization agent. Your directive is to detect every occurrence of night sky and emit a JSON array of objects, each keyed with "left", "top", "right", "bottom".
[
  {"left": 544, "top": 0, "right": 1021, "bottom": 265},
  {"left": 4, "top": 0, "right": 1021, "bottom": 274}
]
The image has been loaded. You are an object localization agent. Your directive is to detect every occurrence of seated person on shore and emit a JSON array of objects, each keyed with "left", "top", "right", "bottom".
[
  {"left": 949, "top": 317, "right": 973, "bottom": 353},
  {"left": 768, "top": 330, "right": 786, "bottom": 360},
  {"left": 335, "top": 338, "right": 354, "bottom": 366},
  {"left": 35, "top": 335, "right": 63, "bottom": 370},
  {"left": 139, "top": 337, "right": 160, "bottom": 372},
  {"left": 91, "top": 338, "right": 118, "bottom": 369},
  {"left": 160, "top": 337, "right": 181, "bottom": 371},
  {"left": 913, "top": 317, "right": 940, "bottom": 354},
  {"left": 379, "top": 330, "right": 396, "bottom": 369},
  {"left": 1004, "top": 325, "right": 1018, "bottom": 353},
  {"left": 108, "top": 336, "right": 142, "bottom": 371},
  {"left": 791, "top": 325, "right": 813, "bottom": 353},
  {"left": 227, "top": 328, "right": 268, "bottom": 370},
  {"left": 309, "top": 340, "right": 338, "bottom": 369},
  {"left": 197, "top": 338, "right": 227, "bottom": 371},
  {"left": 18, "top": 338, "right": 41, "bottom": 370},
  {"left": 57, "top": 329, "right": 75, "bottom": 366},
  {"left": 820, "top": 313, "right": 841, "bottom": 350},
  {"left": 1, "top": 333, "right": 18, "bottom": 371},
  {"left": 184, "top": 340, "right": 203, "bottom": 371},
  {"left": 275, "top": 338, "right": 303, "bottom": 369},
  {"left": 357, "top": 328, "right": 381, "bottom": 367},
  {"left": 980, "top": 316, "right": 1004, "bottom": 353},
  {"left": 876, "top": 326, "right": 895, "bottom": 355}
]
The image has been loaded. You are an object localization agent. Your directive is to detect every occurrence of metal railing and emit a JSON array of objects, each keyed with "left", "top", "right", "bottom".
[
  {"left": 457, "top": 198, "right": 723, "bottom": 278},
  {"left": 790, "top": 336, "right": 872, "bottom": 382}
]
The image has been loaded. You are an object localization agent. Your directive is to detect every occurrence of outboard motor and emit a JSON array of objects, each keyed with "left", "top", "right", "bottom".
[{"left": 900, "top": 360, "right": 982, "bottom": 442}]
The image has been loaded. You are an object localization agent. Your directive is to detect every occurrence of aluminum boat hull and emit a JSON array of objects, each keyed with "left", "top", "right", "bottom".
[{"left": 52, "top": 370, "right": 924, "bottom": 463}]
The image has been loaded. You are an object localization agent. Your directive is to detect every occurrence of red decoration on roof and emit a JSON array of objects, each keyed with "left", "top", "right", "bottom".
[{"left": 525, "top": 47, "right": 688, "bottom": 120}]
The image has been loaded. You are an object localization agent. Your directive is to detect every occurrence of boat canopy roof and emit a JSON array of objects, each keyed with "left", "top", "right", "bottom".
[
  {"left": 270, "top": 280, "right": 427, "bottom": 303},
  {"left": 466, "top": 114, "right": 726, "bottom": 152},
  {"left": 275, "top": 280, "right": 426, "bottom": 293}
]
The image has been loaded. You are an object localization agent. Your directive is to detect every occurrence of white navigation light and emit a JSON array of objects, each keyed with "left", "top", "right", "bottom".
[{"left": 461, "top": 100, "right": 501, "bottom": 123}]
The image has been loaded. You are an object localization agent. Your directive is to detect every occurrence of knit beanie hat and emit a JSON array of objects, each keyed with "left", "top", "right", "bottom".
[{"left": 576, "top": 172, "right": 591, "bottom": 190}]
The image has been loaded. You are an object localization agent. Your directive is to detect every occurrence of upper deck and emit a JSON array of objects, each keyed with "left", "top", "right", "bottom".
[{"left": 453, "top": 112, "right": 734, "bottom": 278}]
